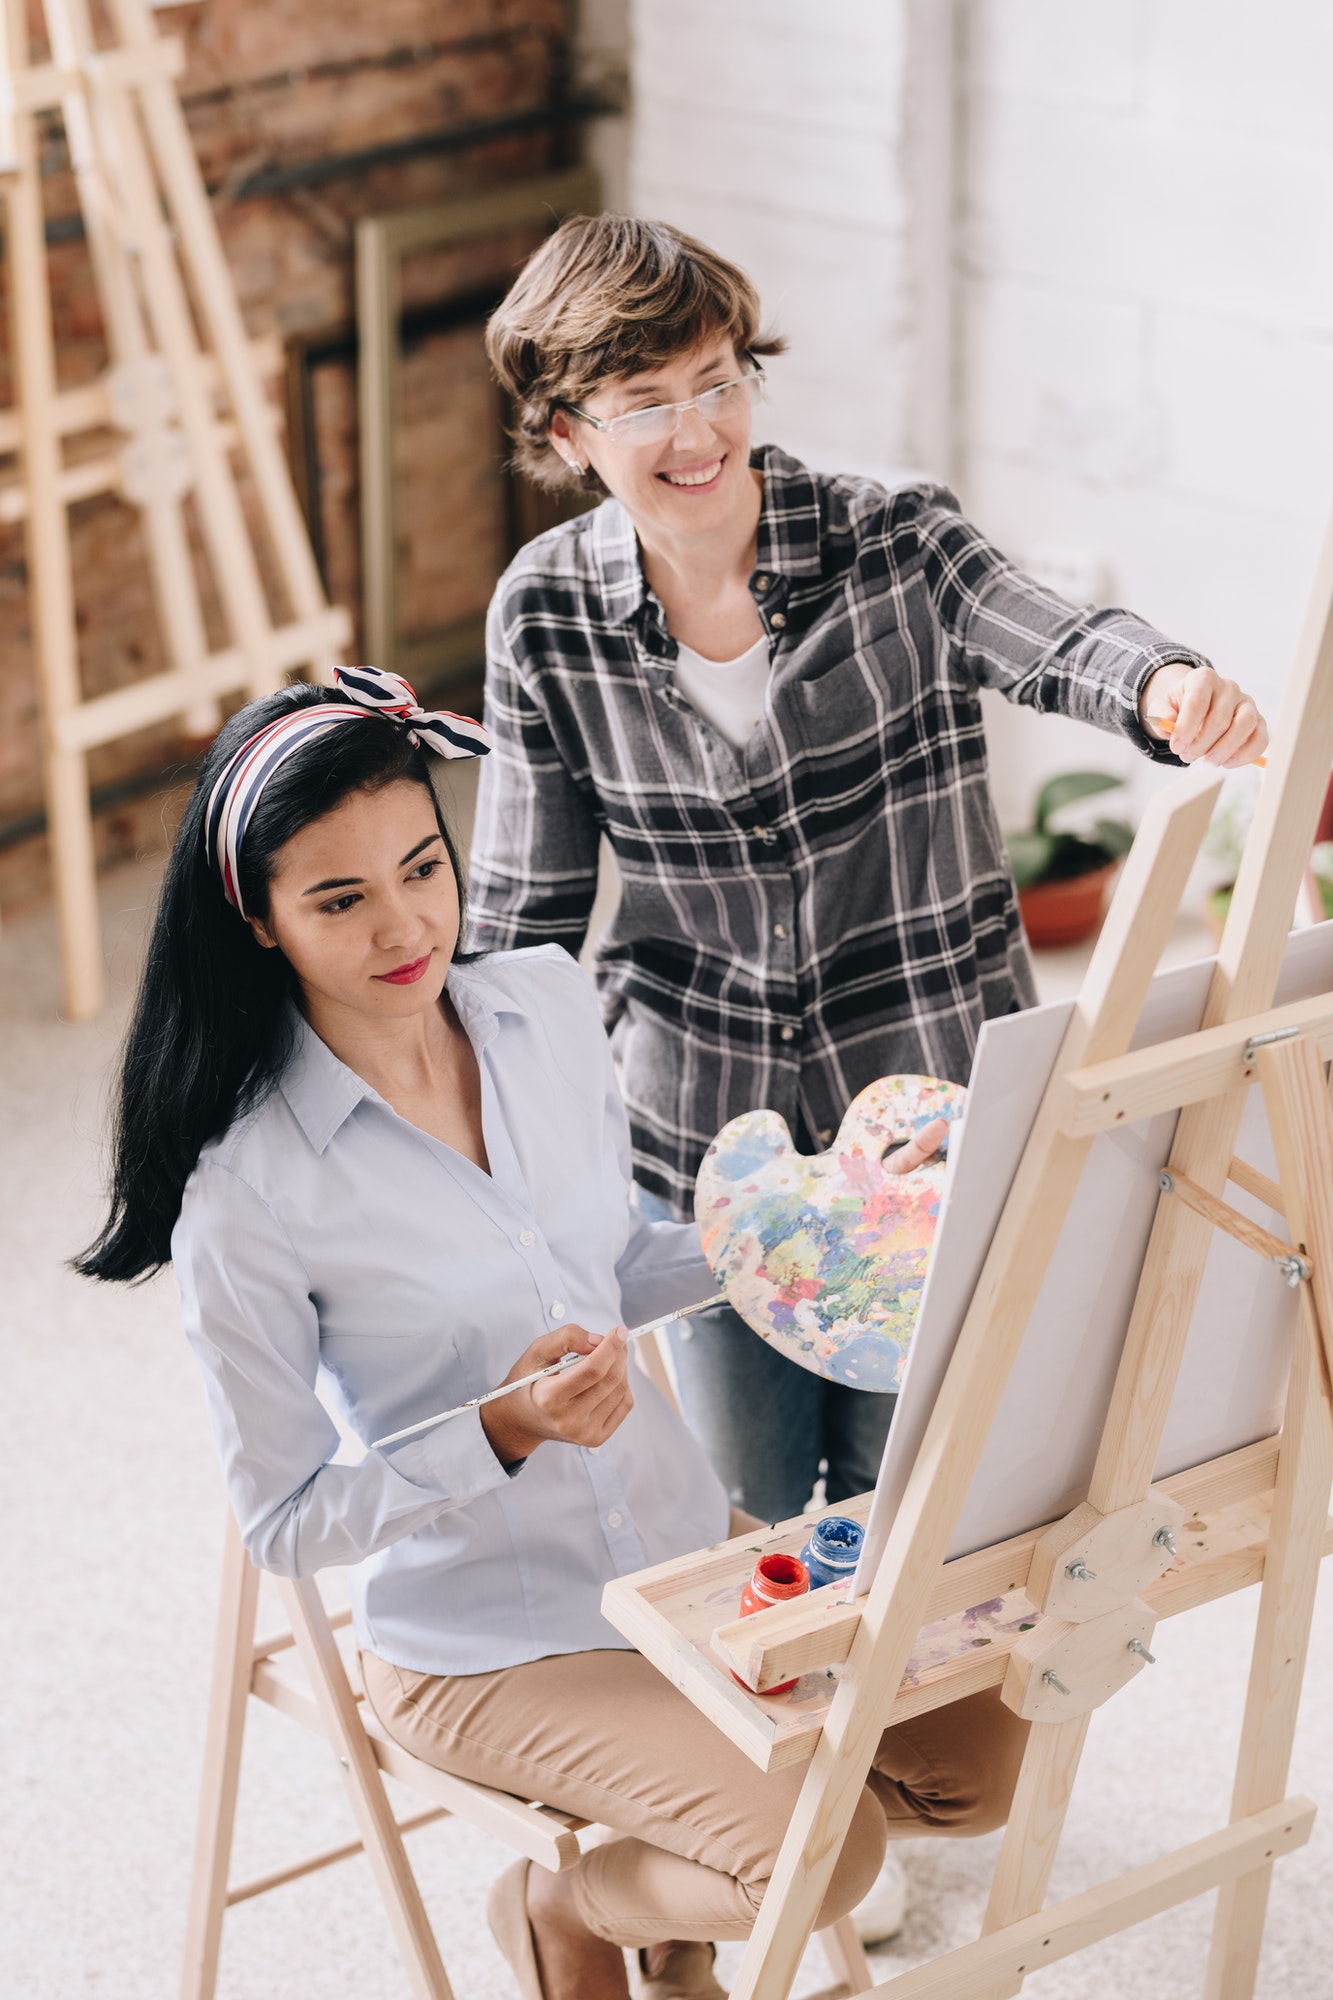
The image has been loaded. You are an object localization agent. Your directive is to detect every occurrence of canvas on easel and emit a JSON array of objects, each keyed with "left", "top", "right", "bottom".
[
  {"left": 0, "top": 0, "right": 351, "bottom": 1018},
  {"left": 603, "top": 512, "right": 1333, "bottom": 2000}
]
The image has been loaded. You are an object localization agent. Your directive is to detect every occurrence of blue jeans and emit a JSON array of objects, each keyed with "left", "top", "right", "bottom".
[{"left": 636, "top": 1189, "right": 897, "bottom": 1522}]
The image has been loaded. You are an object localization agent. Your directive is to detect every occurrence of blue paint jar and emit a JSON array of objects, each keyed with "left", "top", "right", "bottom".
[{"left": 799, "top": 1515, "right": 864, "bottom": 1590}]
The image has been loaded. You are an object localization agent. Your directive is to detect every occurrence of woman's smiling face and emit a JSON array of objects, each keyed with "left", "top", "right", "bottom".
[
  {"left": 249, "top": 777, "right": 460, "bottom": 1032},
  {"left": 550, "top": 337, "right": 759, "bottom": 542}
]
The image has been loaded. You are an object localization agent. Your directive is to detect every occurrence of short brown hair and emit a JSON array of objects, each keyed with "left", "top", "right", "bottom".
[{"left": 486, "top": 213, "right": 785, "bottom": 493}]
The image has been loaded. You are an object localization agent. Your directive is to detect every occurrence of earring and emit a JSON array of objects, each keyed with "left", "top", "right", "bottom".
[{"left": 568, "top": 457, "right": 586, "bottom": 476}]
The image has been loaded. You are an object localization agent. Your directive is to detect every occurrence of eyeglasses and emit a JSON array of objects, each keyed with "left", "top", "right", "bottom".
[{"left": 564, "top": 369, "right": 764, "bottom": 448}]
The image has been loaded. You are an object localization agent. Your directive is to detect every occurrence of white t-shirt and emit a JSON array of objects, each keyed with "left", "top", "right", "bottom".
[{"left": 672, "top": 635, "right": 770, "bottom": 751}]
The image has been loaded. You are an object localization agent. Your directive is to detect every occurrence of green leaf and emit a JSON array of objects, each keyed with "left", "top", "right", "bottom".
[
  {"left": 1005, "top": 829, "right": 1055, "bottom": 888},
  {"left": 1091, "top": 816, "right": 1135, "bottom": 860},
  {"left": 1034, "top": 769, "right": 1125, "bottom": 833}
]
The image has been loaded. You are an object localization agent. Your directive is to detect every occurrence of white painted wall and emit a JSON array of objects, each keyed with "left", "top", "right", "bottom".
[
  {"left": 621, "top": 0, "right": 1333, "bottom": 847},
  {"left": 961, "top": 0, "right": 1333, "bottom": 830},
  {"left": 628, "top": 0, "right": 953, "bottom": 478}
]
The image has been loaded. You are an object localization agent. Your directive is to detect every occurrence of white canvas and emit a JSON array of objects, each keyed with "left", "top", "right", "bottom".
[{"left": 854, "top": 921, "right": 1333, "bottom": 1589}]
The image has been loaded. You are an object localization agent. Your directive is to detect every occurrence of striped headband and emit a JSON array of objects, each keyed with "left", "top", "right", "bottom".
[{"left": 204, "top": 664, "right": 491, "bottom": 918}]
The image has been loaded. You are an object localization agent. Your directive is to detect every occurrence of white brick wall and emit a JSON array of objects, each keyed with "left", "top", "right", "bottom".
[
  {"left": 620, "top": 0, "right": 1333, "bottom": 837},
  {"left": 628, "top": 0, "right": 949, "bottom": 474},
  {"left": 961, "top": 0, "right": 1333, "bottom": 827}
]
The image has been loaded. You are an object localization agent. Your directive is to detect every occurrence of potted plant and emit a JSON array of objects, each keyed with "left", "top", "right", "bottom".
[{"left": 1005, "top": 771, "right": 1136, "bottom": 948}]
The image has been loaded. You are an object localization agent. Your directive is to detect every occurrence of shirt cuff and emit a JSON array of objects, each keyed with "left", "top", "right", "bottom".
[
  {"left": 382, "top": 1404, "right": 516, "bottom": 1503},
  {"left": 1124, "top": 648, "right": 1212, "bottom": 765}
]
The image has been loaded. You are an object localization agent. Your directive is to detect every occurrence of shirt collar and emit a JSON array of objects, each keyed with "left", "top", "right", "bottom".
[
  {"left": 751, "top": 444, "right": 825, "bottom": 581},
  {"left": 590, "top": 443, "right": 825, "bottom": 628},
  {"left": 277, "top": 960, "right": 532, "bottom": 1156}
]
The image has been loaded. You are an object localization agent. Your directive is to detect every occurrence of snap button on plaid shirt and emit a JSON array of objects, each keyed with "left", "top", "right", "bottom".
[{"left": 469, "top": 448, "right": 1203, "bottom": 1216}]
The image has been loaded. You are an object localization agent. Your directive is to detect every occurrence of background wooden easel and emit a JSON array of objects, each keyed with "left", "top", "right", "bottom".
[
  {"left": 0, "top": 0, "right": 351, "bottom": 1018},
  {"left": 604, "top": 518, "right": 1333, "bottom": 1999}
]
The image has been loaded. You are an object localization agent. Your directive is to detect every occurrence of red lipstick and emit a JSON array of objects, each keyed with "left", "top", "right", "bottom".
[{"left": 375, "top": 953, "right": 432, "bottom": 985}]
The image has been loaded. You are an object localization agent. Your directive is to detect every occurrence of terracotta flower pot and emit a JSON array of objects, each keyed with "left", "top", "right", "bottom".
[{"left": 1017, "top": 862, "right": 1118, "bottom": 949}]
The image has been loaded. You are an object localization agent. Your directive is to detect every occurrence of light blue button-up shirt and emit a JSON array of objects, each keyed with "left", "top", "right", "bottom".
[{"left": 172, "top": 946, "right": 730, "bottom": 1675}]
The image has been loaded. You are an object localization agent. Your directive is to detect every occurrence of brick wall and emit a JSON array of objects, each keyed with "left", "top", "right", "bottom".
[{"left": 0, "top": 0, "right": 581, "bottom": 914}]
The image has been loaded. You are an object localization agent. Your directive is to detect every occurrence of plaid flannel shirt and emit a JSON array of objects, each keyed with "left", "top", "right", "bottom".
[{"left": 469, "top": 447, "right": 1204, "bottom": 1216}]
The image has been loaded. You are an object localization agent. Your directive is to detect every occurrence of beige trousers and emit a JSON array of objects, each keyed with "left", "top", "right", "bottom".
[{"left": 360, "top": 1644, "right": 1029, "bottom": 1949}]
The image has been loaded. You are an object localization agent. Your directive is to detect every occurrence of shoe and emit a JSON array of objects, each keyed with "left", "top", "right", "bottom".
[
  {"left": 636, "top": 1941, "right": 727, "bottom": 1998},
  {"left": 486, "top": 1858, "right": 545, "bottom": 2000},
  {"left": 850, "top": 1849, "right": 908, "bottom": 1944}
]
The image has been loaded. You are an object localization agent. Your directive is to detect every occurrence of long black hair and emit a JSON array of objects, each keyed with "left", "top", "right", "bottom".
[{"left": 76, "top": 683, "right": 476, "bottom": 1285}]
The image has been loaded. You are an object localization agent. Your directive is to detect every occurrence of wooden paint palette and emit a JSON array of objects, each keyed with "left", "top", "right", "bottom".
[{"left": 694, "top": 1075, "right": 967, "bottom": 1390}]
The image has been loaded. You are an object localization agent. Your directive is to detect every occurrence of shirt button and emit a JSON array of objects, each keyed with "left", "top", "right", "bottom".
[
  {"left": 549, "top": 1301, "right": 566, "bottom": 1320},
  {"left": 773, "top": 922, "right": 788, "bottom": 939},
  {"left": 780, "top": 1025, "right": 795, "bottom": 1042},
  {"left": 753, "top": 574, "right": 770, "bottom": 593},
  {"left": 770, "top": 611, "right": 787, "bottom": 629},
  {"left": 518, "top": 1229, "right": 536, "bottom": 1247},
  {"left": 606, "top": 1510, "right": 624, "bottom": 1529}
]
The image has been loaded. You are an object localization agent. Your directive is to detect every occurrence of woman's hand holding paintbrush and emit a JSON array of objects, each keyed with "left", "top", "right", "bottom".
[
  {"left": 479, "top": 1319, "right": 637, "bottom": 1463},
  {"left": 371, "top": 1292, "right": 728, "bottom": 1455},
  {"left": 1139, "top": 660, "right": 1269, "bottom": 770}
]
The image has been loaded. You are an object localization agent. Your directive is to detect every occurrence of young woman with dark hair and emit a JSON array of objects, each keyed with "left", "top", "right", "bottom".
[
  {"left": 78, "top": 668, "right": 1032, "bottom": 2000},
  {"left": 76, "top": 677, "right": 482, "bottom": 1286}
]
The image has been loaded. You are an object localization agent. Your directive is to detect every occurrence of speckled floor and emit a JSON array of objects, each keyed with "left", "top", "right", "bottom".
[{"left": 3, "top": 858, "right": 1330, "bottom": 2000}]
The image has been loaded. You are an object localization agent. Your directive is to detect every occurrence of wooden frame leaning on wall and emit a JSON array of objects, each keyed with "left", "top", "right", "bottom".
[{"left": 354, "top": 165, "right": 600, "bottom": 698}]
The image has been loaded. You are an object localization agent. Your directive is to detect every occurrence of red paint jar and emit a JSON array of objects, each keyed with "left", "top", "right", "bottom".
[{"left": 734, "top": 1552, "right": 811, "bottom": 1695}]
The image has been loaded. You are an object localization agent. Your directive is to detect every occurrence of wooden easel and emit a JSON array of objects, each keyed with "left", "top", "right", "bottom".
[
  {"left": 0, "top": 0, "right": 351, "bottom": 1017},
  {"left": 604, "top": 517, "right": 1333, "bottom": 1999}
]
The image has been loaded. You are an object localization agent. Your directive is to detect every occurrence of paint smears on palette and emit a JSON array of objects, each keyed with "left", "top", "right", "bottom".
[{"left": 694, "top": 1076, "right": 967, "bottom": 1391}]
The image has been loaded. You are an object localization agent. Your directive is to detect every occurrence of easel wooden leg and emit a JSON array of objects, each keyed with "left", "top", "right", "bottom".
[
  {"left": 1203, "top": 1037, "right": 1333, "bottom": 1998},
  {"left": 180, "top": 1516, "right": 259, "bottom": 2000},
  {"left": 110, "top": 0, "right": 344, "bottom": 683},
  {"left": 969, "top": 1713, "right": 1091, "bottom": 2000},
  {"left": 1, "top": 0, "right": 103, "bottom": 1017},
  {"left": 84, "top": 68, "right": 281, "bottom": 705},
  {"left": 1203, "top": 1322, "right": 1332, "bottom": 1999},
  {"left": 279, "top": 1575, "right": 455, "bottom": 2000},
  {"left": 46, "top": 0, "right": 221, "bottom": 739}
]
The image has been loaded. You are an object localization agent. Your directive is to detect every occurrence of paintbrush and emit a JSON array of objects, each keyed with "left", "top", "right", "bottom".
[
  {"left": 371, "top": 1291, "right": 728, "bottom": 1449},
  {"left": 1148, "top": 718, "right": 1266, "bottom": 767}
]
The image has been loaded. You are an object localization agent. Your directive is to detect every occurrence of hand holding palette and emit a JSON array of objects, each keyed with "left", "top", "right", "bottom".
[{"left": 694, "top": 1074, "right": 966, "bottom": 1392}]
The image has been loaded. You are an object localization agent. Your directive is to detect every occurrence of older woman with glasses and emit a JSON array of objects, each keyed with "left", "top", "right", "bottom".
[{"left": 469, "top": 212, "right": 1268, "bottom": 1541}]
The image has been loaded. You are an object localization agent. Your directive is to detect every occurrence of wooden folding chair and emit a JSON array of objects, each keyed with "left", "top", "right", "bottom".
[{"left": 182, "top": 1336, "right": 874, "bottom": 2000}]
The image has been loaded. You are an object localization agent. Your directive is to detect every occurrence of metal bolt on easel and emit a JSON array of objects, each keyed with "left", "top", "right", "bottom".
[
  {"left": 1128, "top": 1638, "right": 1157, "bottom": 1665},
  {"left": 1242, "top": 1026, "right": 1301, "bottom": 1063},
  {"left": 1154, "top": 1525, "right": 1178, "bottom": 1557},
  {"left": 1042, "top": 1670, "right": 1072, "bottom": 1697},
  {"left": 1066, "top": 1559, "right": 1097, "bottom": 1582}
]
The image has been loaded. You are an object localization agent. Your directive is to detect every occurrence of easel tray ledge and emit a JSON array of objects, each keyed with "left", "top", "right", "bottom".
[{"left": 600, "top": 1435, "right": 1333, "bottom": 1773}]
